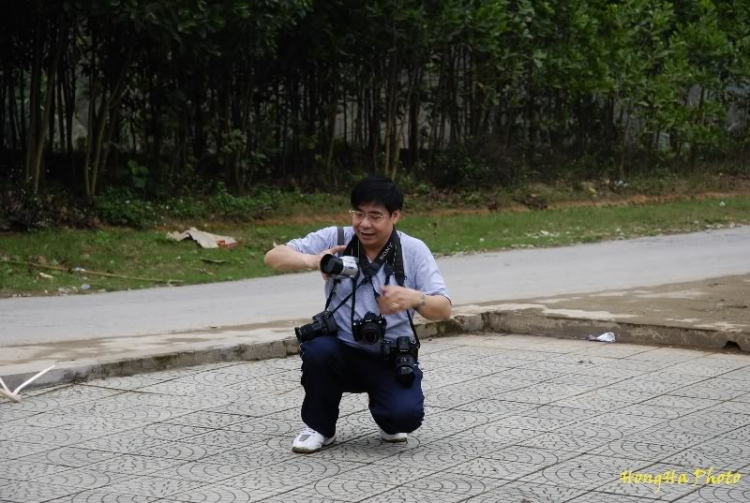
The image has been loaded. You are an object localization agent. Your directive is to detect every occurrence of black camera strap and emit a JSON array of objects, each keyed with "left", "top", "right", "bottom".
[{"left": 392, "top": 234, "right": 421, "bottom": 350}]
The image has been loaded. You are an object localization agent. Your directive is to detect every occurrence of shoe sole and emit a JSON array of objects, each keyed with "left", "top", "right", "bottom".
[{"left": 380, "top": 436, "right": 408, "bottom": 443}]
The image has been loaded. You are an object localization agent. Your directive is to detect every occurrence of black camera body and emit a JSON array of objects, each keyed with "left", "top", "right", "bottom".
[
  {"left": 295, "top": 310, "right": 338, "bottom": 343},
  {"left": 381, "top": 336, "right": 419, "bottom": 387},
  {"left": 352, "top": 311, "right": 387, "bottom": 344}
]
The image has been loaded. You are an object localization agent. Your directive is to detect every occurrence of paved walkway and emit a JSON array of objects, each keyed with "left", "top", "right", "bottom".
[{"left": 2, "top": 332, "right": 750, "bottom": 502}]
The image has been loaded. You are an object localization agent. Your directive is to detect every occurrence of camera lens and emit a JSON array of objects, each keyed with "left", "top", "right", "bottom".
[
  {"left": 295, "top": 324, "right": 313, "bottom": 343},
  {"left": 395, "top": 355, "right": 416, "bottom": 387},
  {"left": 360, "top": 325, "right": 382, "bottom": 344},
  {"left": 320, "top": 254, "right": 342, "bottom": 275},
  {"left": 320, "top": 254, "right": 358, "bottom": 279}
]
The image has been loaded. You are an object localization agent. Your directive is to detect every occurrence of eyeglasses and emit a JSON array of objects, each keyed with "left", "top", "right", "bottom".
[{"left": 349, "top": 209, "right": 387, "bottom": 223}]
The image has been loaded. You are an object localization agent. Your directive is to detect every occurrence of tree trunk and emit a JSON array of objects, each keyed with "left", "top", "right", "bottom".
[
  {"left": 689, "top": 87, "right": 706, "bottom": 170},
  {"left": 26, "top": 16, "right": 43, "bottom": 188}
]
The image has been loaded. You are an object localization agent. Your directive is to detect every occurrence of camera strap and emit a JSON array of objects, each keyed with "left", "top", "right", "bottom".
[
  {"left": 323, "top": 226, "right": 348, "bottom": 311},
  {"left": 392, "top": 234, "right": 421, "bottom": 350}
]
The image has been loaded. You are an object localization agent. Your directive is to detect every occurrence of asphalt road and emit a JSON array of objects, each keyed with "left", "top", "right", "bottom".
[{"left": 2, "top": 226, "right": 749, "bottom": 346}]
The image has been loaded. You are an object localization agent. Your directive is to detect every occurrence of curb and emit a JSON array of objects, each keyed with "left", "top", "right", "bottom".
[
  {"left": 484, "top": 311, "right": 750, "bottom": 352},
  {"left": 4, "top": 310, "right": 747, "bottom": 392}
]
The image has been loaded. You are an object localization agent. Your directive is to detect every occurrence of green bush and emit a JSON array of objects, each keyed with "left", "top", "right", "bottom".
[
  {"left": 164, "top": 197, "right": 208, "bottom": 220},
  {"left": 432, "top": 145, "right": 494, "bottom": 190},
  {"left": 94, "top": 188, "right": 157, "bottom": 228},
  {"left": 212, "top": 183, "right": 280, "bottom": 221}
]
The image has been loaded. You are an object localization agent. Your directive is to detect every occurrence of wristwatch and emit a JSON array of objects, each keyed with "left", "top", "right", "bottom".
[{"left": 414, "top": 292, "right": 426, "bottom": 312}]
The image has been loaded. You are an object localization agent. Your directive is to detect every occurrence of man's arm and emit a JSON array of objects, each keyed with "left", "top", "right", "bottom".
[
  {"left": 412, "top": 291, "right": 451, "bottom": 321},
  {"left": 378, "top": 285, "right": 452, "bottom": 321},
  {"left": 264, "top": 244, "right": 345, "bottom": 272}
]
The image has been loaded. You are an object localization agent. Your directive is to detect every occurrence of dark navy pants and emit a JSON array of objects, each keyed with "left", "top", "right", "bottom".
[{"left": 299, "top": 335, "right": 424, "bottom": 439}]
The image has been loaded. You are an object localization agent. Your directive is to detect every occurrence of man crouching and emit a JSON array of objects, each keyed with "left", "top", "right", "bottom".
[{"left": 264, "top": 174, "right": 451, "bottom": 453}]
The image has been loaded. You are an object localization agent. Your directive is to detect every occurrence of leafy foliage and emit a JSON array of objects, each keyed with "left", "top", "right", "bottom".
[{"left": 1, "top": 0, "right": 748, "bottom": 219}]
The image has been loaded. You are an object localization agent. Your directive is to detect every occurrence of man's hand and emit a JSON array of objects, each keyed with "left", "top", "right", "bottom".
[
  {"left": 309, "top": 245, "right": 346, "bottom": 280},
  {"left": 264, "top": 244, "right": 346, "bottom": 274},
  {"left": 378, "top": 285, "right": 421, "bottom": 315}
]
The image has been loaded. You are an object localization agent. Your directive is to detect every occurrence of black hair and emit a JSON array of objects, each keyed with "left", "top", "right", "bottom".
[{"left": 350, "top": 174, "right": 404, "bottom": 214}]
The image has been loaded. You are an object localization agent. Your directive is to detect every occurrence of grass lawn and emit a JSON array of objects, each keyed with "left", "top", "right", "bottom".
[{"left": 1, "top": 194, "right": 748, "bottom": 297}]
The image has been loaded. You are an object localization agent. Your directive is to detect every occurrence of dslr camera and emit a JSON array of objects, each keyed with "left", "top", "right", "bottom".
[
  {"left": 295, "top": 310, "right": 338, "bottom": 343},
  {"left": 381, "top": 336, "right": 419, "bottom": 387},
  {"left": 352, "top": 311, "right": 387, "bottom": 344},
  {"left": 320, "top": 254, "right": 359, "bottom": 280}
]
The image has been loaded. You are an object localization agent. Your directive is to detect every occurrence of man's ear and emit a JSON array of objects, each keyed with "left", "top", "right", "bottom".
[{"left": 391, "top": 209, "right": 401, "bottom": 225}]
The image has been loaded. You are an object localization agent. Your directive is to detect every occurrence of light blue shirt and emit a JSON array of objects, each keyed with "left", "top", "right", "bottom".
[{"left": 287, "top": 226, "right": 450, "bottom": 354}]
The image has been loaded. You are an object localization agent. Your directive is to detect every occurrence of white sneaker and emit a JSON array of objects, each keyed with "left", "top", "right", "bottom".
[
  {"left": 379, "top": 429, "right": 408, "bottom": 443},
  {"left": 291, "top": 427, "right": 335, "bottom": 453}
]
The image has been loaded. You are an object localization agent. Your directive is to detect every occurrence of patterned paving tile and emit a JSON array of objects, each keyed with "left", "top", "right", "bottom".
[
  {"left": 206, "top": 399, "right": 298, "bottom": 418},
  {"left": 0, "top": 481, "right": 79, "bottom": 503},
  {"left": 359, "top": 486, "right": 474, "bottom": 503},
  {"left": 410, "top": 409, "right": 495, "bottom": 443},
  {"left": 567, "top": 492, "right": 651, "bottom": 503},
  {"left": 616, "top": 403, "right": 690, "bottom": 420},
  {"left": 85, "top": 454, "right": 185, "bottom": 476},
  {"left": 0, "top": 407, "right": 39, "bottom": 423},
  {"left": 423, "top": 385, "right": 504, "bottom": 408},
  {"left": 17, "top": 447, "right": 120, "bottom": 468},
  {"left": 151, "top": 461, "right": 257, "bottom": 483},
  {"left": 678, "top": 484, "right": 750, "bottom": 502},
  {"left": 0, "top": 425, "right": 93, "bottom": 446},
  {"left": 703, "top": 401, "right": 750, "bottom": 416},
  {"left": 372, "top": 444, "right": 478, "bottom": 470},
  {"left": 0, "top": 460, "right": 72, "bottom": 481},
  {"left": 46, "top": 490, "right": 158, "bottom": 503},
  {"left": 165, "top": 485, "right": 279, "bottom": 503},
  {"left": 167, "top": 410, "right": 247, "bottom": 429},
  {"left": 306, "top": 477, "right": 396, "bottom": 502},
  {"left": 662, "top": 443, "right": 750, "bottom": 472},
  {"left": 407, "top": 471, "right": 507, "bottom": 498},
  {"left": 577, "top": 412, "right": 666, "bottom": 435},
  {"left": 445, "top": 456, "right": 545, "bottom": 481},
  {"left": 224, "top": 416, "right": 297, "bottom": 437},
  {"left": 521, "top": 454, "right": 652, "bottom": 491},
  {"left": 138, "top": 423, "right": 214, "bottom": 442},
  {"left": 32, "top": 469, "right": 132, "bottom": 490},
  {"left": 201, "top": 445, "right": 294, "bottom": 468},
  {"left": 81, "top": 376, "right": 165, "bottom": 391},
  {"left": 549, "top": 395, "right": 629, "bottom": 412},
  {"left": 641, "top": 395, "right": 721, "bottom": 411},
  {"left": 514, "top": 431, "right": 612, "bottom": 453},
  {"left": 36, "top": 386, "right": 123, "bottom": 404},
  {"left": 461, "top": 481, "right": 585, "bottom": 503},
  {"left": 109, "top": 393, "right": 217, "bottom": 411},
  {"left": 451, "top": 399, "right": 535, "bottom": 416},
  {"left": 591, "top": 439, "right": 693, "bottom": 461},
  {"left": 136, "top": 440, "right": 233, "bottom": 461},
  {"left": 75, "top": 431, "right": 168, "bottom": 455},
  {"left": 312, "top": 435, "right": 422, "bottom": 463},
  {"left": 184, "top": 429, "right": 266, "bottom": 448},
  {"left": 0, "top": 440, "right": 51, "bottom": 460},
  {"left": 670, "top": 385, "right": 749, "bottom": 401},
  {"left": 107, "top": 475, "right": 207, "bottom": 498},
  {"left": 597, "top": 462, "right": 716, "bottom": 501},
  {"left": 225, "top": 458, "right": 365, "bottom": 492}
]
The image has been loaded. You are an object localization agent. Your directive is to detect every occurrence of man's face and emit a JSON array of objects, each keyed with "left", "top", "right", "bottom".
[{"left": 351, "top": 202, "right": 400, "bottom": 251}]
